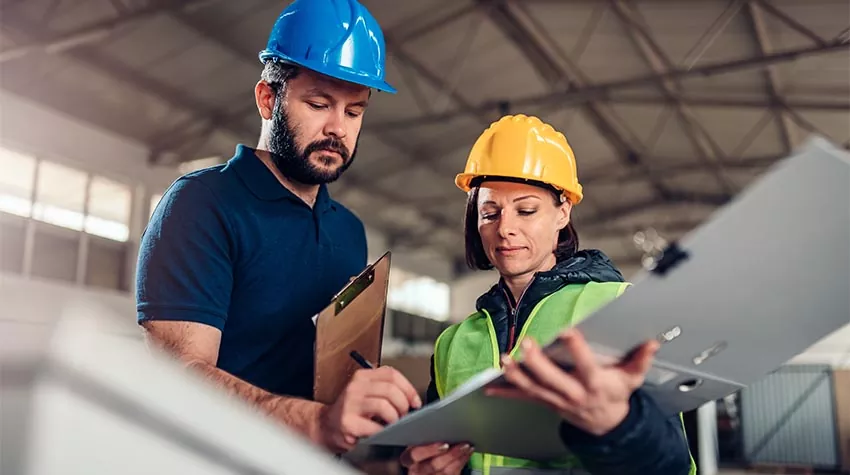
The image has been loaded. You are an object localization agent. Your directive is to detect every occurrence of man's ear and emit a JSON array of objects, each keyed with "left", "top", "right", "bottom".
[
  {"left": 255, "top": 81, "right": 277, "bottom": 121},
  {"left": 556, "top": 200, "right": 572, "bottom": 230}
]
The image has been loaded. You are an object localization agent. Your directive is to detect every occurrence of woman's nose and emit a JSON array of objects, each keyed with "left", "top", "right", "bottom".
[{"left": 497, "top": 212, "right": 517, "bottom": 237}]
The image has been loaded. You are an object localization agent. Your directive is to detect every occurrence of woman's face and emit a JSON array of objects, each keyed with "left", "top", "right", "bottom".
[{"left": 477, "top": 181, "right": 571, "bottom": 279}]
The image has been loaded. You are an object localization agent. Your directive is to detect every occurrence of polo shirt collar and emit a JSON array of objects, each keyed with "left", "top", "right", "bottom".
[{"left": 229, "top": 144, "right": 334, "bottom": 213}]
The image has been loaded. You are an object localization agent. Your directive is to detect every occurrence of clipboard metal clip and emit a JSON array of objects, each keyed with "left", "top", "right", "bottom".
[
  {"left": 633, "top": 227, "right": 689, "bottom": 276},
  {"left": 334, "top": 267, "right": 376, "bottom": 315}
]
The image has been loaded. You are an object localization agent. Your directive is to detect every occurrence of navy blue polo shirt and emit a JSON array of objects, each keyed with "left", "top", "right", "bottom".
[{"left": 136, "top": 144, "right": 367, "bottom": 399}]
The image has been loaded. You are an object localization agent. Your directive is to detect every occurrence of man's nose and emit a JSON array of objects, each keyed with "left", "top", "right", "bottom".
[{"left": 323, "top": 109, "right": 347, "bottom": 139}]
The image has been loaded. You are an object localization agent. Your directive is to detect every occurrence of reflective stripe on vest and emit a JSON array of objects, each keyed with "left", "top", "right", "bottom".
[
  {"left": 471, "top": 467, "right": 591, "bottom": 475},
  {"left": 433, "top": 282, "right": 630, "bottom": 474}
]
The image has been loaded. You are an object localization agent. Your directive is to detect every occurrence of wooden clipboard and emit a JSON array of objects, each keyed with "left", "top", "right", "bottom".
[{"left": 313, "top": 252, "right": 391, "bottom": 404}]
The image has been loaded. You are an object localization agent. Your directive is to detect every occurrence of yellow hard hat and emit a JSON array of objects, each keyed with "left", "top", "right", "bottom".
[{"left": 455, "top": 114, "right": 583, "bottom": 204}]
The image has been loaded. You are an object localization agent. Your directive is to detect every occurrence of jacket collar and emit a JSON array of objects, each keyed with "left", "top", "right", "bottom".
[{"left": 476, "top": 249, "right": 625, "bottom": 313}]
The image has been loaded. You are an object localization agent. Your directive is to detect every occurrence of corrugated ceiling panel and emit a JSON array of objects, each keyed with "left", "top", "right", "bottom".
[
  {"left": 795, "top": 111, "right": 850, "bottom": 146},
  {"left": 685, "top": 108, "right": 787, "bottom": 157},
  {"left": 546, "top": 109, "right": 622, "bottom": 168},
  {"left": 571, "top": 9, "right": 654, "bottom": 83},
  {"left": 606, "top": 104, "right": 671, "bottom": 147},
  {"left": 403, "top": 14, "right": 551, "bottom": 104}
]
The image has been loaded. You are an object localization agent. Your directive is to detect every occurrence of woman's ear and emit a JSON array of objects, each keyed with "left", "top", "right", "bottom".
[{"left": 556, "top": 200, "right": 572, "bottom": 231}]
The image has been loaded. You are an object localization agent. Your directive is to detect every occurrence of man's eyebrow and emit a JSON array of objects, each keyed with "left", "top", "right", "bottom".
[
  {"left": 304, "top": 88, "right": 334, "bottom": 102},
  {"left": 304, "top": 87, "right": 369, "bottom": 108}
]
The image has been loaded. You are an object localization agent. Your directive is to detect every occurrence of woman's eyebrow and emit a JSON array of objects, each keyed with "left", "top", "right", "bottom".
[{"left": 513, "top": 195, "right": 541, "bottom": 202}]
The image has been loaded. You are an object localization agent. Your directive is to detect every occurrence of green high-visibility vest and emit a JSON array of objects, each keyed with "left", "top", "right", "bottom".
[{"left": 433, "top": 281, "right": 697, "bottom": 475}]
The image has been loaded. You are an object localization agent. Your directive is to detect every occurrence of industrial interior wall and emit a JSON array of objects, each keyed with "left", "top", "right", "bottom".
[
  {"left": 740, "top": 365, "right": 840, "bottom": 470},
  {"left": 833, "top": 370, "right": 850, "bottom": 472}
]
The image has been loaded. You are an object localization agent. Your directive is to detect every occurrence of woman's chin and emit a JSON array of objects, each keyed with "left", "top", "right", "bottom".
[{"left": 493, "top": 260, "right": 532, "bottom": 278}]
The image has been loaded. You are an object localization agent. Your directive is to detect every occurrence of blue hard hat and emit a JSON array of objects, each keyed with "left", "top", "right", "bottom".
[{"left": 259, "top": 0, "right": 396, "bottom": 94}]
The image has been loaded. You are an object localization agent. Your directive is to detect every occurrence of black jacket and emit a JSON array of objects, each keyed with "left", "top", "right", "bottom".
[{"left": 424, "top": 250, "right": 694, "bottom": 475}]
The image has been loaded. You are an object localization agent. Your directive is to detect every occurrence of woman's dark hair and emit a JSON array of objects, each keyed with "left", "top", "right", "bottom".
[{"left": 463, "top": 179, "right": 579, "bottom": 271}]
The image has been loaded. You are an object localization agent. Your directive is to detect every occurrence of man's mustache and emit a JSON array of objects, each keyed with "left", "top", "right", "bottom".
[{"left": 304, "top": 138, "right": 350, "bottom": 162}]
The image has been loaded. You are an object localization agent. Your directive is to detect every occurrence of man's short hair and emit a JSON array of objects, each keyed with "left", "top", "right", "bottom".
[{"left": 261, "top": 61, "right": 300, "bottom": 93}]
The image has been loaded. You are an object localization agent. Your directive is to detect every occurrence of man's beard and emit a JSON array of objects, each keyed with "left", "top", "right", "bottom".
[{"left": 267, "top": 98, "right": 357, "bottom": 185}]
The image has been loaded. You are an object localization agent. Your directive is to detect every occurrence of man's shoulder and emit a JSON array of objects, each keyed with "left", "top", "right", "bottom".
[
  {"left": 160, "top": 165, "right": 236, "bottom": 207},
  {"left": 178, "top": 164, "right": 232, "bottom": 194}
]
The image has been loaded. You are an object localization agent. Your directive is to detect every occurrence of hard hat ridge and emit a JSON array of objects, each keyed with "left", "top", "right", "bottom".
[
  {"left": 259, "top": 0, "right": 396, "bottom": 94},
  {"left": 456, "top": 114, "right": 584, "bottom": 204}
]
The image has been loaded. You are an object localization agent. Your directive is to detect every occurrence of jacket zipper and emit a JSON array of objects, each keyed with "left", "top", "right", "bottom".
[{"left": 503, "top": 281, "right": 532, "bottom": 352}]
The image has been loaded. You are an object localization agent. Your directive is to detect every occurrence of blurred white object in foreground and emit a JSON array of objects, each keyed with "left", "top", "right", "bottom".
[{"left": 0, "top": 275, "right": 360, "bottom": 475}]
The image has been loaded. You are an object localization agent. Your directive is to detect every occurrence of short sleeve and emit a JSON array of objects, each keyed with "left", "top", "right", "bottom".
[{"left": 136, "top": 178, "right": 234, "bottom": 331}]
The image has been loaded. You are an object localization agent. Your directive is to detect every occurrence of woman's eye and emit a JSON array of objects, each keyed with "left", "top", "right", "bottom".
[
  {"left": 481, "top": 213, "right": 498, "bottom": 221},
  {"left": 518, "top": 209, "right": 537, "bottom": 216}
]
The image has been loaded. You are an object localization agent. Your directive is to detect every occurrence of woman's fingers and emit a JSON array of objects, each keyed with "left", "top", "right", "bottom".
[
  {"left": 517, "top": 338, "right": 587, "bottom": 403},
  {"left": 403, "top": 443, "right": 474, "bottom": 475},
  {"left": 617, "top": 340, "right": 660, "bottom": 388},
  {"left": 428, "top": 444, "right": 475, "bottom": 474},
  {"left": 499, "top": 353, "right": 582, "bottom": 410},
  {"left": 557, "top": 329, "right": 602, "bottom": 385},
  {"left": 400, "top": 442, "right": 450, "bottom": 466}
]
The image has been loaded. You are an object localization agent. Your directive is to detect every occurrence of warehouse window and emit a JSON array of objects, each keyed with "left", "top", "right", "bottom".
[
  {"left": 32, "top": 160, "right": 87, "bottom": 231},
  {"left": 387, "top": 269, "right": 450, "bottom": 322},
  {"left": 0, "top": 147, "right": 37, "bottom": 217},
  {"left": 85, "top": 175, "right": 131, "bottom": 242},
  {"left": 149, "top": 193, "right": 163, "bottom": 218}
]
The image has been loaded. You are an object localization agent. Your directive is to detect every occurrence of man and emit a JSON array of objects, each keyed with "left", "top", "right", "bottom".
[{"left": 136, "top": 0, "right": 418, "bottom": 454}]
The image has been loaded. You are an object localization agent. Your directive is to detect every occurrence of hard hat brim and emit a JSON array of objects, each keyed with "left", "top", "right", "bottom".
[
  {"left": 259, "top": 51, "right": 397, "bottom": 94},
  {"left": 456, "top": 173, "right": 583, "bottom": 204}
]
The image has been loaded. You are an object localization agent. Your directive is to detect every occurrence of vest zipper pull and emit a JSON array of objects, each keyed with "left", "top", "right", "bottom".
[{"left": 508, "top": 308, "right": 517, "bottom": 351}]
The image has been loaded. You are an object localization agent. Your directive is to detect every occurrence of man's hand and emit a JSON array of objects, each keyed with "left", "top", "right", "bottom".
[
  {"left": 317, "top": 366, "right": 422, "bottom": 453},
  {"left": 485, "top": 329, "right": 659, "bottom": 436},
  {"left": 400, "top": 442, "right": 474, "bottom": 475}
]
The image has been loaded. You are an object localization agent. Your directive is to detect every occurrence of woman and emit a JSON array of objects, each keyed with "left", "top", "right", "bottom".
[{"left": 399, "top": 115, "right": 696, "bottom": 475}]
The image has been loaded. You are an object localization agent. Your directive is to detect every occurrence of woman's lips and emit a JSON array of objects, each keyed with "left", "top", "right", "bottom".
[{"left": 496, "top": 246, "right": 525, "bottom": 256}]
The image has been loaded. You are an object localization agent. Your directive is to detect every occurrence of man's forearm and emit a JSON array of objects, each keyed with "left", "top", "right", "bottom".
[{"left": 187, "top": 360, "right": 326, "bottom": 445}]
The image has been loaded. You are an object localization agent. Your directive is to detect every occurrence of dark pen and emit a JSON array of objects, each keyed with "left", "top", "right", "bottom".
[{"left": 349, "top": 350, "right": 374, "bottom": 369}]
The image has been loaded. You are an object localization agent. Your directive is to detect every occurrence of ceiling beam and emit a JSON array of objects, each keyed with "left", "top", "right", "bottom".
[
  {"left": 575, "top": 191, "right": 730, "bottom": 228},
  {"left": 383, "top": 37, "right": 493, "bottom": 129},
  {"left": 480, "top": 0, "right": 670, "bottom": 204},
  {"left": 0, "top": 11, "right": 255, "bottom": 144},
  {"left": 752, "top": 0, "right": 828, "bottom": 47},
  {"left": 611, "top": 0, "right": 736, "bottom": 198},
  {"left": 0, "top": 0, "right": 217, "bottom": 63},
  {"left": 365, "top": 39, "right": 850, "bottom": 130},
  {"left": 582, "top": 152, "right": 784, "bottom": 186},
  {"left": 745, "top": 1, "right": 797, "bottom": 153},
  {"left": 369, "top": 94, "right": 850, "bottom": 130},
  {"left": 608, "top": 95, "right": 849, "bottom": 111}
]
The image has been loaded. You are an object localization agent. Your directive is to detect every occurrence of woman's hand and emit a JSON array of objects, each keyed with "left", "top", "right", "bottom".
[
  {"left": 400, "top": 442, "right": 475, "bottom": 475},
  {"left": 485, "top": 329, "right": 659, "bottom": 436}
]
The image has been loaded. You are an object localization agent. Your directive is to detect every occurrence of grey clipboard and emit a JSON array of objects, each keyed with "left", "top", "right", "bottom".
[
  {"left": 357, "top": 136, "right": 850, "bottom": 461},
  {"left": 314, "top": 252, "right": 391, "bottom": 405}
]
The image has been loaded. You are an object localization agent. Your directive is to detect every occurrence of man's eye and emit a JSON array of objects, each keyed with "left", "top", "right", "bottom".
[{"left": 308, "top": 102, "right": 328, "bottom": 110}]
